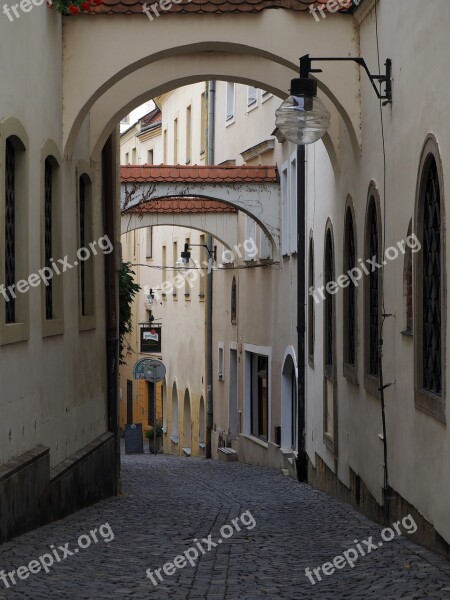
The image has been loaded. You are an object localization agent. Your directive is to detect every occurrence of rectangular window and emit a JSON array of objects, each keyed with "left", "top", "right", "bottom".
[
  {"left": 186, "top": 106, "right": 192, "bottom": 165},
  {"left": 5, "top": 140, "right": 16, "bottom": 324},
  {"left": 163, "top": 129, "right": 168, "bottom": 164},
  {"left": 173, "top": 119, "right": 178, "bottom": 164},
  {"left": 125, "top": 152, "right": 129, "bottom": 165},
  {"left": 259, "top": 229, "right": 271, "bottom": 260},
  {"left": 147, "top": 149, "right": 154, "bottom": 165},
  {"left": 218, "top": 343, "right": 224, "bottom": 380},
  {"left": 245, "top": 216, "right": 257, "bottom": 261},
  {"left": 79, "top": 174, "right": 94, "bottom": 323},
  {"left": 172, "top": 241, "right": 178, "bottom": 298},
  {"left": 247, "top": 86, "right": 257, "bottom": 107},
  {"left": 2, "top": 133, "right": 29, "bottom": 344},
  {"left": 44, "top": 159, "right": 53, "bottom": 320},
  {"left": 184, "top": 237, "right": 190, "bottom": 298},
  {"left": 226, "top": 82, "right": 235, "bottom": 122},
  {"left": 127, "top": 380, "right": 133, "bottom": 424},
  {"left": 199, "top": 234, "right": 205, "bottom": 298},
  {"left": 250, "top": 354, "right": 269, "bottom": 441},
  {"left": 289, "top": 153, "right": 297, "bottom": 254},
  {"left": 200, "top": 92, "right": 207, "bottom": 155},
  {"left": 146, "top": 227, "right": 153, "bottom": 259},
  {"left": 281, "top": 165, "right": 289, "bottom": 255},
  {"left": 148, "top": 382, "right": 155, "bottom": 426},
  {"left": 131, "top": 147, "right": 137, "bottom": 164},
  {"left": 162, "top": 245, "right": 167, "bottom": 298}
]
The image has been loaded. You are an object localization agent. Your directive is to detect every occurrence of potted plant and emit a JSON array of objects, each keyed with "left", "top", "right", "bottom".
[
  {"left": 145, "top": 423, "right": 164, "bottom": 454},
  {"left": 51, "top": 0, "right": 103, "bottom": 16}
]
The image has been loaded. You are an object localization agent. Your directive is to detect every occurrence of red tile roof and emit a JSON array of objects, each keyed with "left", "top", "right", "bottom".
[
  {"left": 124, "top": 198, "right": 237, "bottom": 214},
  {"left": 121, "top": 164, "right": 278, "bottom": 183},
  {"left": 140, "top": 107, "right": 162, "bottom": 128},
  {"left": 91, "top": 0, "right": 355, "bottom": 17}
]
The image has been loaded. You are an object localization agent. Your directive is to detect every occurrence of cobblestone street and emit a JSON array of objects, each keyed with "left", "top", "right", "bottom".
[{"left": 0, "top": 451, "right": 449, "bottom": 599}]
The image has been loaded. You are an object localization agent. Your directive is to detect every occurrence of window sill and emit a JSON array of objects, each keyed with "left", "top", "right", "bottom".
[
  {"left": 323, "top": 432, "right": 336, "bottom": 455},
  {"left": 308, "top": 354, "right": 314, "bottom": 369},
  {"left": 0, "top": 322, "right": 30, "bottom": 346},
  {"left": 225, "top": 117, "right": 236, "bottom": 128},
  {"left": 79, "top": 315, "right": 96, "bottom": 332},
  {"left": 170, "top": 435, "right": 179, "bottom": 444},
  {"left": 240, "top": 434, "right": 268, "bottom": 449},
  {"left": 343, "top": 363, "right": 358, "bottom": 385},
  {"left": 401, "top": 328, "right": 413, "bottom": 337},
  {"left": 246, "top": 101, "right": 258, "bottom": 114},
  {"left": 364, "top": 374, "right": 380, "bottom": 399},
  {"left": 415, "top": 388, "right": 446, "bottom": 424},
  {"left": 42, "top": 318, "right": 64, "bottom": 338}
]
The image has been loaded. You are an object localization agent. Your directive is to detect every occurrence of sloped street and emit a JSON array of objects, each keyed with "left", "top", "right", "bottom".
[{"left": 0, "top": 451, "right": 449, "bottom": 599}]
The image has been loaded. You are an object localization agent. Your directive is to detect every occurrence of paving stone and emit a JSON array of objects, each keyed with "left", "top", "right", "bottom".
[{"left": 0, "top": 447, "right": 449, "bottom": 598}]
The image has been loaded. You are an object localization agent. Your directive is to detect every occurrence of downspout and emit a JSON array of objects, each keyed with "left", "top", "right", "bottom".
[
  {"left": 296, "top": 145, "right": 308, "bottom": 481},
  {"left": 205, "top": 81, "right": 215, "bottom": 459},
  {"left": 102, "top": 130, "right": 120, "bottom": 494}
]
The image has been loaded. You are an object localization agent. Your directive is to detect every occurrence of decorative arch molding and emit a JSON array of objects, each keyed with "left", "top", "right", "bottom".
[
  {"left": 63, "top": 13, "right": 361, "bottom": 158},
  {"left": 363, "top": 181, "right": 382, "bottom": 397},
  {"left": 343, "top": 194, "right": 358, "bottom": 383},
  {"left": 414, "top": 134, "right": 446, "bottom": 423},
  {"left": 281, "top": 347, "right": 298, "bottom": 451}
]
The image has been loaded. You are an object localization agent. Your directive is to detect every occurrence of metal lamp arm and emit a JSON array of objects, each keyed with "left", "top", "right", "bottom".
[{"left": 300, "top": 55, "right": 392, "bottom": 104}]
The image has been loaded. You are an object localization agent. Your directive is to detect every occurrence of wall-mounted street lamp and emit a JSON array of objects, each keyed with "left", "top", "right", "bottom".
[
  {"left": 277, "top": 52, "right": 392, "bottom": 484},
  {"left": 275, "top": 54, "right": 392, "bottom": 144},
  {"left": 179, "top": 243, "right": 217, "bottom": 266}
]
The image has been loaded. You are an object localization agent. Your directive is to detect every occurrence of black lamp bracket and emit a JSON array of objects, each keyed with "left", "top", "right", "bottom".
[
  {"left": 300, "top": 54, "right": 392, "bottom": 105},
  {"left": 182, "top": 243, "right": 217, "bottom": 262}
]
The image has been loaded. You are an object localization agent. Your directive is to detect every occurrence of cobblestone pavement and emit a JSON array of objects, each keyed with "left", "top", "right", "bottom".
[{"left": 1, "top": 450, "right": 450, "bottom": 599}]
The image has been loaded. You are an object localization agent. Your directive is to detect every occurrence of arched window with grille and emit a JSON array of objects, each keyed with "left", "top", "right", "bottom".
[
  {"left": 308, "top": 234, "right": 314, "bottom": 366},
  {"left": 415, "top": 137, "right": 445, "bottom": 422},
  {"left": 323, "top": 224, "right": 337, "bottom": 452},
  {"left": 343, "top": 202, "right": 357, "bottom": 381},
  {"left": 364, "top": 189, "right": 382, "bottom": 396}
]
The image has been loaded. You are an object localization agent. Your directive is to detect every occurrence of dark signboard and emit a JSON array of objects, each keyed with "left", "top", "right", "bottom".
[
  {"left": 140, "top": 325, "right": 162, "bottom": 354},
  {"left": 124, "top": 424, "right": 143, "bottom": 454}
]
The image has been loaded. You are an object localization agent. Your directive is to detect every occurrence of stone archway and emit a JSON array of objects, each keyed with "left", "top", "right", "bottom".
[{"left": 63, "top": 10, "right": 362, "bottom": 162}]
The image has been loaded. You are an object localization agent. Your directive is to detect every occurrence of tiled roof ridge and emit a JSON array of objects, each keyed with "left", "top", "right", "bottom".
[
  {"left": 121, "top": 164, "right": 279, "bottom": 183},
  {"left": 123, "top": 197, "right": 238, "bottom": 214},
  {"left": 89, "top": 0, "right": 355, "bottom": 17}
]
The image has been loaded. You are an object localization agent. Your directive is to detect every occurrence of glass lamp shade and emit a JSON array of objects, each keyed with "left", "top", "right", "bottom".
[{"left": 275, "top": 95, "right": 331, "bottom": 145}]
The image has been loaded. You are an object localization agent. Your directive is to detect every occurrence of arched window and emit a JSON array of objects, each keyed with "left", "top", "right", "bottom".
[
  {"left": 231, "top": 276, "right": 237, "bottom": 324},
  {"left": 402, "top": 219, "right": 413, "bottom": 335},
  {"left": 415, "top": 138, "right": 445, "bottom": 422},
  {"left": 183, "top": 389, "right": 191, "bottom": 451},
  {"left": 171, "top": 382, "right": 179, "bottom": 441},
  {"left": 308, "top": 235, "right": 314, "bottom": 365},
  {"left": 323, "top": 225, "right": 336, "bottom": 451},
  {"left": 343, "top": 204, "right": 357, "bottom": 379},
  {"left": 364, "top": 191, "right": 382, "bottom": 394}
]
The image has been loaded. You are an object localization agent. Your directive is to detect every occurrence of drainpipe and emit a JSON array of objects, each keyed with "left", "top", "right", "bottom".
[
  {"left": 102, "top": 131, "right": 120, "bottom": 494},
  {"left": 205, "top": 81, "right": 215, "bottom": 459},
  {"left": 296, "top": 145, "right": 308, "bottom": 482}
]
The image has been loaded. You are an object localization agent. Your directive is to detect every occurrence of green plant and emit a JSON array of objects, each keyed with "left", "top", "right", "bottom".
[
  {"left": 119, "top": 262, "right": 141, "bottom": 365},
  {"left": 145, "top": 423, "right": 164, "bottom": 439}
]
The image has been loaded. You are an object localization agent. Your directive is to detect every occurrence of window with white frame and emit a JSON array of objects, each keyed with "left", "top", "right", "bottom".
[
  {"left": 281, "top": 155, "right": 297, "bottom": 255},
  {"left": 259, "top": 227, "right": 271, "bottom": 260},
  {"left": 247, "top": 86, "right": 257, "bottom": 108},
  {"left": 218, "top": 343, "right": 224, "bottom": 380},
  {"left": 289, "top": 152, "right": 297, "bottom": 254},
  {"left": 245, "top": 216, "right": 257, "bottom": 260},
  {"left": 145, "top": 227, "right": 153, "bottom": 259},
  {"left": 226, "top": 82, "right": 235, "bottom": 122},
  {"left": 281, "top": 164, "right": 289, "bottom": 255}
]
